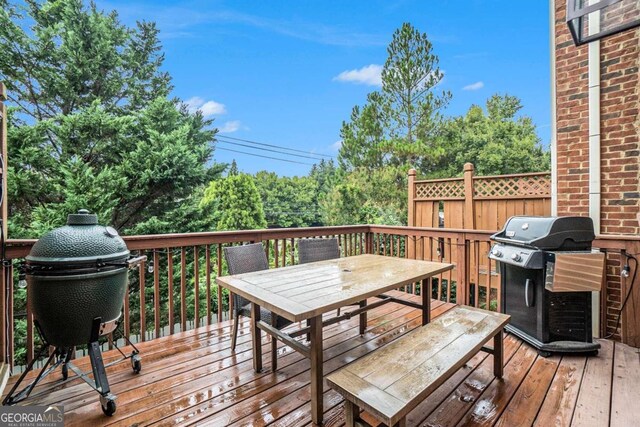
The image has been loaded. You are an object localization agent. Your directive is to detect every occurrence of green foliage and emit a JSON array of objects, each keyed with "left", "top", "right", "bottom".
[
  {"left": 0, "top": 0, "right": 223, "bottom": 366},
  {"left": 201, "top": 173, "right": 267, "bottom": 231},
  {"left": 254, "top": 171, "right": 319, "bottom": 228},
  {"left": 428, "top": 94, "right": 550, "bottom": 178},
  {"left": 321, "top": 166, "right": 406, "bottom": 226},
  {"left": 339, "top": 22, "right": 451, "bottom": 171},
  {"left": 0, "top": 0, "right": 221, "bottom": 237}
]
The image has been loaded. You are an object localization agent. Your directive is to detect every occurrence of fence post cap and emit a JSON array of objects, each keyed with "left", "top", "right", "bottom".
[
  {"left": 408, "top": 168, "right": 416, "bottom": 177},
  {"left": 463, "top": 163, "right": 474, "bottom": 172}
]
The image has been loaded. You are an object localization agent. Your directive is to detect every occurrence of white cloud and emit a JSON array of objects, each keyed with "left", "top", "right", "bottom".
[
  {"left": 462, "top": 81, "right": 484, "bottom": 91},
  {"left": 333, "top": 64, "right": 383, "bottom": 86},
  {"left": 218, "top": 120, "right": 241, "bottom": 133},
  {"left": 184, "top": 96, "right": 227, "bottom": 117},
  {"left": 330, "top": 140, "right": 342, "bottom": 151}
]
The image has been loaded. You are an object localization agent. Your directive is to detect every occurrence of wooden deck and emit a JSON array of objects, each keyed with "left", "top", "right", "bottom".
[{"left": 4, "top": 291, "right": 639, "bottom": 426}]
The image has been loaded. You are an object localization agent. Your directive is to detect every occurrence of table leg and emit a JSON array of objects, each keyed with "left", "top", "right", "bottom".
[
  {"left": 344, "top": 400, "right": 360, "bottom": 427},
  {"left": 310, "top": 315, "right": 323, "bottom": 425},
  {"left": 251, "top": 303, "right": 262, "bottom": 373},
  {"left": 421, "top": 278, "right": 431, "bottom": 326},
  {"left": 494, "top": 329, "right": 504, "bottom": 379},
  {"left": 359, "top": 300, "right": 367, "bottom": 335}
]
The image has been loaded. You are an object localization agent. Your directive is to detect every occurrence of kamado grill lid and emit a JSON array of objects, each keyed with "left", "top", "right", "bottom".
[{"left": 26, "top": 209, "right": 130, "bottom": 267}]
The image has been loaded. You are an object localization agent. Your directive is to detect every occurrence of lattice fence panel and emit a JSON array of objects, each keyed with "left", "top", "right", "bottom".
[
  {"left": 474, "top": 174, "right": 550, "bottom": 199},
  {"left": 415, "top": 179, "right": 465, "bottom": 200}
]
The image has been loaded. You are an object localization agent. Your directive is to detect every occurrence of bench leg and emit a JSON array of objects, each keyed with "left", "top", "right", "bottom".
[
  {"left": 421, "top": 278, "right": 431, "bottom": 325},
  {"left": 494, "top": 329, "right": 504, "bottom": 379},
  {"left": 392, "top": 418, "right": 406, "bottom": 427},
  {"left": 359, "top": 300, "right": 367, "bottom": 335},
  {"left": 344, "top": 400, "right": 360, "bottom": 427}
]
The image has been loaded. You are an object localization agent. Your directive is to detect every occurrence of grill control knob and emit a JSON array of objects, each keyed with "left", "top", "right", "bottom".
[
  {"left": 511, "top": 253, "right": 522, "bottom": 262},
  {"left": 492, "top": 248, "right": 502, "bottom": 257}
]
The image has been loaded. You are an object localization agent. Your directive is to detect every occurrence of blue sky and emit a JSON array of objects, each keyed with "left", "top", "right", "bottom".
[{"left": 99, "top": 0, "right": 550, "bottom": 177}]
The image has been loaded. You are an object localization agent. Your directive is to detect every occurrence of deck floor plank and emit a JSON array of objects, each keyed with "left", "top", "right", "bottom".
[
  {"left": 533, "top": 356, "right": 587, "bottom": 427},
  {"left": 571, "top": 339, "right": 614, "bottom": 427},
  {"left": 494, "top": 354, "right": 560, "bottom": 427},
  {"left": 2, "top": 293, "right": 638, "bottom": 427},
  {"left": 610, "top": 341, "right": 640, "bottom": 427}
]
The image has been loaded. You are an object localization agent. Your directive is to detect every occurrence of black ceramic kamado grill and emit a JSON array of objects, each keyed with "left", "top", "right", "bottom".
[
  {"left": 489, "top": 216, "right": 603, "bottom": 356},
  {"left": 2, "top": 210, "right": 145, "bottom": 415}
]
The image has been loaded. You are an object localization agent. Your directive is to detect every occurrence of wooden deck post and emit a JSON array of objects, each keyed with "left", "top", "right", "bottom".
[
  {"left": 0, "top": 82, "right": 6, "bottom": 367},
  {"left": 407, "top": 169, "right": 416, "bottom": 260},
  {"left": 463, "top": 163, "right": 475, "bottom": 230}
]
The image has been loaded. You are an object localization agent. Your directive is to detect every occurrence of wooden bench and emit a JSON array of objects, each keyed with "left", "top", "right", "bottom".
[{"left": 327, "top": 305, "right": 510, "bottom": 427}]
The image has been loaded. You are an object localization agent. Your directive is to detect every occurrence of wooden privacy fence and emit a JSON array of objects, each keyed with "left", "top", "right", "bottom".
[{"left": 408, "top": 163, "right": 551, "bottom": 230}]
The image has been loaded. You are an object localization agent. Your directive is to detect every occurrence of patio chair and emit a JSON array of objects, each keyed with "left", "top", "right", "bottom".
[
  {"left": 298, "top": 238, "right": 362, "bottom": 324},
  {"left": 224, "top": 243, "right": 292, "bottom": 368}
]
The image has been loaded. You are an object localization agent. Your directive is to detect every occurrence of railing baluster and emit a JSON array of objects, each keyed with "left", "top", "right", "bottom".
[
  {"left": 153, "top": 250, "right": 160, "bottom": 338},
  {"left": 8, "top": 264, "right": 13, "bottom": 368},
  {"left": 206, "top": 245, "right": 211, "bottom": 325},
  {"left": 446, "top": 238, "right": 452, "bottom": 303},
  {"left": 290, "top": 238, "right": 294, "bottom": 265},
  {"left": 216, "top": 244, "right": 222, "bottom": 323},
  {"left": 124, "top": 268, "right": 130, "bottom": 339},
  {"left": 194, "top": 246, "right": 199, "bottom": 329},
  {"left": 180, "top": 247, "right": 187, "bottom": 332},
  {"left": 485, "top": 245, "right": 492, "bottom": 310},
  {"left": 168, "top": 250, "right": 174, "bottom": 335},
  {"left": 274, "top": 238, "right": 279, "bottom": 268},
  {"left": 138, "top": 252, "right": 146, "bottom": 342},
  {"left": 282, "top": 239, "right": 286, "bottom": 267},
  {"left": 473, "top": 241, "right": 480, "bottom": 308},
  {"left": 26, "top": 309, "right": 33, "bottom": 365}
]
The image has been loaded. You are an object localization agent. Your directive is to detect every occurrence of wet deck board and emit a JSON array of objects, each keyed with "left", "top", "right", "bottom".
[{"left": 3, "top": 291, "right": 638, "bottom": 427}]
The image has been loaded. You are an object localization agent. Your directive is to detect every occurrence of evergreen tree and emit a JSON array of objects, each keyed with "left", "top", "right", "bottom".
[
  {"left": 0, "top": 0, "right": 222, "bottom": 237},
  {"left": 200, "top": 173, "right": 267, "bottom": 231},
  {"left": 339, "top": 23, "right": 451, "bottom": 171}
]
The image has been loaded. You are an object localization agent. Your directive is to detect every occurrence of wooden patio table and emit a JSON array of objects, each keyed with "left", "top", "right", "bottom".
[{"left": 216, "top": 253, "right": 453, "bottom": 425}]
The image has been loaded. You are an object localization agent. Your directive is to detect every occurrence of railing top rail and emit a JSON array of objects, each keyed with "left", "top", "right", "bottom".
[
  {"left": 4, "top": 224, "right": 639, "bottom": 259},
  {"left": 4, "top": 225, "right": 371, "bottom": 259}
]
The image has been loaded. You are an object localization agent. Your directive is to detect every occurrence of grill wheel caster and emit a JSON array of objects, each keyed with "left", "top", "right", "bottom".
[
  {"left": 131, "top": 355, "right": 142, "bottom": 374},
  {"left": 61, "top": 364, "right": 68, "bottom": 380},
  {"left": 538, "top": 350, "right": 552, "bottom": 358},
  {"left": 101, "top": 395, "right": 117, "bottom": 416}
]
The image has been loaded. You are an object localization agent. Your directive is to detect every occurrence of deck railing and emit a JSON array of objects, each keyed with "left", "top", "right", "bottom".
[{"left": 2, "top": 225, "right": 639, "bottom": 369}]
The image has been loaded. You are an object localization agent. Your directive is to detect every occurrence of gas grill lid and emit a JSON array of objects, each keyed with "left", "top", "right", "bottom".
[{"left": 490, "top": 216, "right": 595, "bottom": 250}]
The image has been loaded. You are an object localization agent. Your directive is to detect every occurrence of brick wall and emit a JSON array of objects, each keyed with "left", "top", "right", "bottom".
[
  {"left": 554, "top": 0, "right": 640, "bottom": 341},
  {"left": 555, "top": 1, "right": 590, "bottom": 217}
]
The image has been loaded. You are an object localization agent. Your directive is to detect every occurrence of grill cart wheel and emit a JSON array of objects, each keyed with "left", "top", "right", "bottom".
[
  {"left": 61, "top": 364, "right": 68, "bottom": 380},
  {"left": 131, "top": 354, "right": 142, "bottom": 374},
  {"left": 101, "top": 394, "right": 117, "bottom": 416}
]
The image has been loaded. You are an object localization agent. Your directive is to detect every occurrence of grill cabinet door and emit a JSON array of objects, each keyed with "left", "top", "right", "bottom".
[{"left": 502, "top": 264, "right": 547, "bottom": 342}]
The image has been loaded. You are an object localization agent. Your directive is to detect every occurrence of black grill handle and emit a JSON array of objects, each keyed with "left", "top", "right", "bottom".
[{"left": 525, "top": 279, "right": 535, "bottom": 307}]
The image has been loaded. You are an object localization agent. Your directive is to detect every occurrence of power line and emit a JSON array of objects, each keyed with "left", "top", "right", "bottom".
[
  {"left": 216, "top": 139, "right": 328, "bottom": 161},
  {"left": 217, "top": 134, "right": 335, "bottom": 159},
  {"left": 216, "top": 147, "right": 314, "bottom": 165}
]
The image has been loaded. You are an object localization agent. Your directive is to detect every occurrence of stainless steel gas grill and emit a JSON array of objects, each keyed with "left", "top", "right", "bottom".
[{"left": 489, "top": 216, "right": 605, "bottom": 356}]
